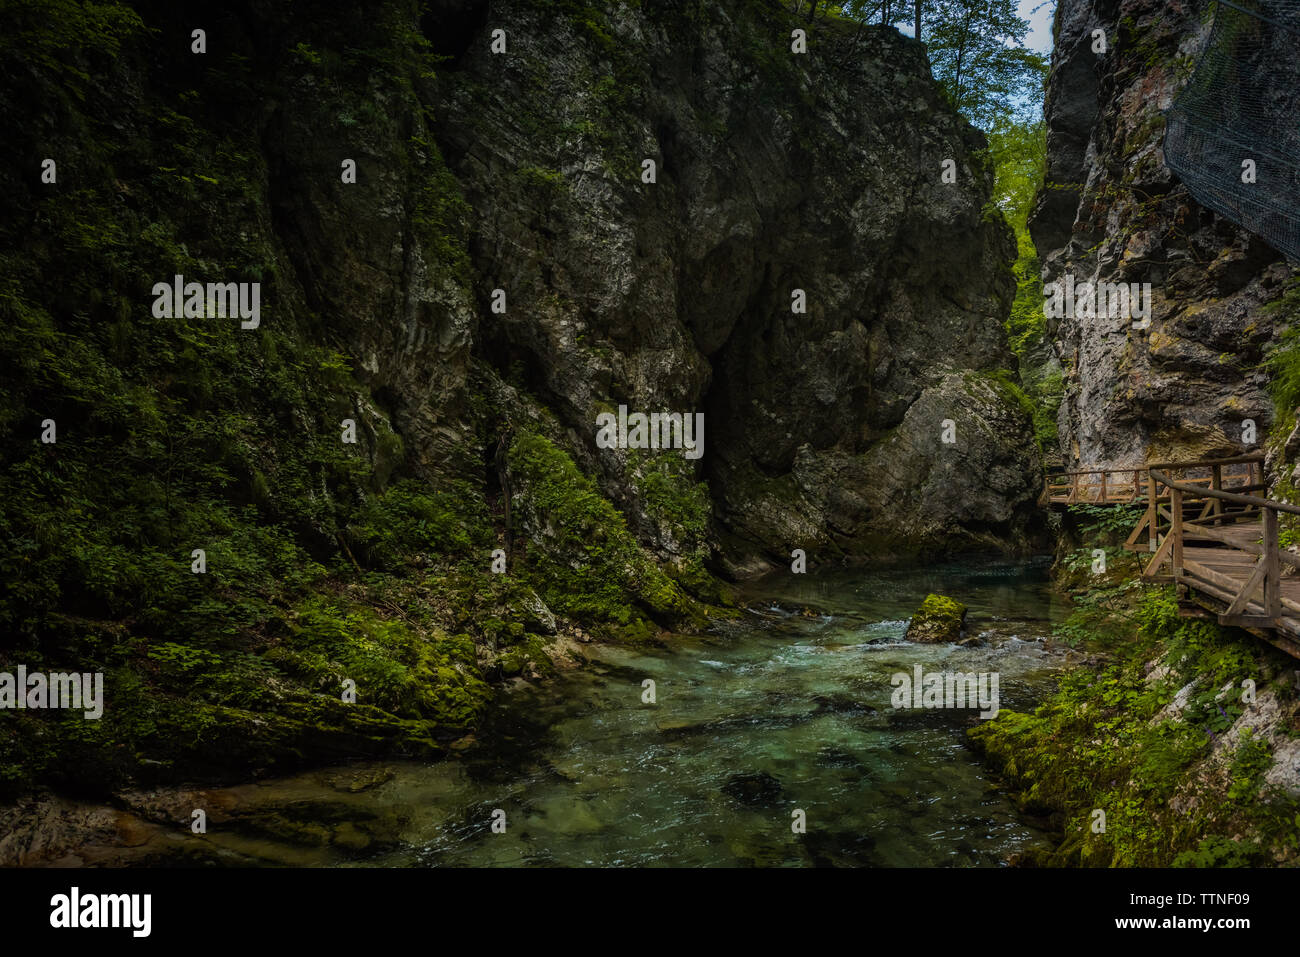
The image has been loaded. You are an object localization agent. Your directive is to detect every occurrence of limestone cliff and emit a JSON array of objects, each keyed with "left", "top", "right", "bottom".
[
  {"left": 1030, "top": 0, "right": 1295, "bottom": 468},
  {"left": 428, "top": 0, "right": 1040, "bottom": 569}
]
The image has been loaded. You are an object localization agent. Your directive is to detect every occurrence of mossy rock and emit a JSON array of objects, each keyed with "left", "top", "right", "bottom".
[{"left": 905, "top": 594, "right": 967, "bottom": 643}]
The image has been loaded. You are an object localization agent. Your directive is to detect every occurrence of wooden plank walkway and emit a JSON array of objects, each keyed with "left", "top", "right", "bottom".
[
  {"left": 1126, "top": 454, "right": 1300, "bottom": 659},
  {"left": 1042, "top": 453, "right": 1300, "bottom": 658}
]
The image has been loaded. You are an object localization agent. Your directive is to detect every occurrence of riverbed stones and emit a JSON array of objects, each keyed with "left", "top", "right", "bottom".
[{"left": 905, "top": 594, "right": 968, "bottom": 643}]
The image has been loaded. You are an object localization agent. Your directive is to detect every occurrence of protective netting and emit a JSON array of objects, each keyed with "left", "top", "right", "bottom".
[{"left": 1164, "top": 0, "right": 1300, "bottom": 261}]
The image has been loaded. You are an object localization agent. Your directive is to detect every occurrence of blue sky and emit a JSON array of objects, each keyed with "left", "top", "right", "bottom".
[{"left": 1021, "top": 0, "right": 1056, "bottom": 55}]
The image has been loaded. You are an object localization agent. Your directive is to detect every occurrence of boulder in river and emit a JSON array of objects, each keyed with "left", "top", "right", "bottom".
[{"left": 905, "top": 594, "right": 968, "bottom": 643}]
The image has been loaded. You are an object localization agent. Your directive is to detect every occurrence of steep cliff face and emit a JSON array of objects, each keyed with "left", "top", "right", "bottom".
[
  {"left": 430, "top": 0, "right": 1039, "bottom": 568},
  {"left": 0, "top": 0, "right": 1037, "bottom": 794},
  {"left": 1031, "top": 0, "right": 1294, "bottom": 467}
]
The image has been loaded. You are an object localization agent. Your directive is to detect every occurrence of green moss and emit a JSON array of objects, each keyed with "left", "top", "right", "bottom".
[
  {"left": 0, "top": 3, "right": 500, "bottom": 799},
  {"left": 628, "top": 448, "right": 712, "bottom": 550},
  {"left": 907, "top": 593, "right": 967, "bottom": 641},
  {"left": 408, "top": 129, "right": 474, "bottom": 288},
  {"left": 507, "top": 431, "right": 706, "bottom": 633},
  {"left": 497, "top": 633, "right": 558, "bottom": 678},
  {"left": 970, "top": 587, "right": 1300, "bottom": 866}
]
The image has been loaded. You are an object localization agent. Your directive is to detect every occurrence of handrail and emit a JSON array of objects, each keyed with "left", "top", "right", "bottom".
[
  {"left": 1147, "top": 467, "right": 1300, "bottom": 515},
  {"left": 1132, "top": 453, "right": 1300, "bottom": 659},
  {"left": 1048, "top": 467, "right": 1143, "bottom": 478},
  {"left": 1052, "top": 453, "right": 1264, "bottom": 479},
  {"left": 1147, "top": 452, "right": 1265, "bottom": 470},
  {"left": 1045, "top": 454, "right": 1264, "bottom": 508}
]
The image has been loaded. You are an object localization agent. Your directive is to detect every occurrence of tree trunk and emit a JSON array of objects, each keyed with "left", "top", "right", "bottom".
[
  {"left": 951, "top": 6, "right": 976, "bottom": 109},
  {"left": 914, "top": 0, "right": 921, "bottom": 40}
]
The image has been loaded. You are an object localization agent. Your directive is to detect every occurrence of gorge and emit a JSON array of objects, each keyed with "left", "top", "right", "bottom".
[{"left": 1, "top": 0, "right": 1299, "bottom": 870}]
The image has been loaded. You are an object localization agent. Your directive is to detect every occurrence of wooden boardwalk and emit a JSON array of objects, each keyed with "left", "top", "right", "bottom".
[
  {"left": 1040, "top": 457, "right": 1262, "bottom": 506},
  {"left": 1044, "top": 454, "right": 1300, "bottom": 659}
]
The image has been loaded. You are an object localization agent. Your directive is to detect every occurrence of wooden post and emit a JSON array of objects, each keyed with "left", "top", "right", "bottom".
[
  {"left": 1100, "top": 471, "right": 1108, "bottom": 504},
  {"left": 1211, "top": 463, "right": 1222, "bottom": 525},
  {"left": 1264, "top": 505, "right": 1281, "bottom": 620},
  {"left": 1148, "top": 473, "right": 1159, "bottom": 552},
  {"left": 1071, "top": 472, "right": 1079, "bottom": 503},
  {"left": 1170, "top": 486, "right": 1183, "bottom": 575}
]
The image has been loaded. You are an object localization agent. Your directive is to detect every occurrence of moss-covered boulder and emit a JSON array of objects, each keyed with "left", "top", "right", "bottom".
[{"left": 905, "top": 594, "right": 968, "bottom": 643}]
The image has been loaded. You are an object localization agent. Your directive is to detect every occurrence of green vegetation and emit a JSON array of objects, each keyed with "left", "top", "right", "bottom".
[
  {"left": 972, "top": 586, "right": 1300, "bottom": 866},
  {"left": 974, "top": 368, "right": 1036, "bottom": 423},
  {"left": 988, "top": 117, "right": 1063, "bottom": 455},
  {"left": 507, "top": 432, "right": 710, "bottom": 639},
  {"left": 906, "top": 593, "right": 967, "bottom": 641},
  {"left": 918, "top": 0, "right": 1048, "bottom": 129},
  {"left": 1050, "top": 505, "right": 1148, "bottom": 648},
  {"left": 1264, "top": 274, "right": 1300, "bottom": 417},
  {"left": 0, "top": 0, "right": 731, "bottom": 800},
  {"left": 6, "top": 0, "right": 145, "bottom": 101}
]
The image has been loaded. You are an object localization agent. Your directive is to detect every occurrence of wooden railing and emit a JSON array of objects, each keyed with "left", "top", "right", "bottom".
[
  {"left": 1041, "top": 466, "right": 1147, "bottom": 504},
  {"left": 1123, "top": 454, "right": 1266, "bottom": 552},
  {"left": 1137, "top": 454, "right": 1300, "bottom": 652},
  {"left": 1043, "top": 455, "right": 1263, "bottom": 508}
]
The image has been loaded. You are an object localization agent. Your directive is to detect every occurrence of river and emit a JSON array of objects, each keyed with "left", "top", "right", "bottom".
[{"left": 11, "top": 556, "right": 1077, "bottom": 867}]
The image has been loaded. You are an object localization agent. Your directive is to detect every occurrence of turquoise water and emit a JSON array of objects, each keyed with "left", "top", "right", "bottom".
[
  {"left": 34, "top": 557, "right": 1074, "bottom": 867},
  {"left": 369, "top": 557, "right": 1070, "bottom": 867}
]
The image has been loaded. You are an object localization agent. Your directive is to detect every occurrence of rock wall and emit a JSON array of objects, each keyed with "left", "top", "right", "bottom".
[
  {"left": 428, "top": 0, "right": 1041, "bottom": 569},
  {"left": 0, "top": 0, "right": 1042, "bottom": 794},
  {"left": 1030, "top": 0, "right": 1294, "bottom": 468}
]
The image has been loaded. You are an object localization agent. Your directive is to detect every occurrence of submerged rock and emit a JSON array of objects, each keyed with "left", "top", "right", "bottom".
[
  {"left": 905, "top": 594, "right": 968, "bottom": 643},
  {"left": 722, "top": 771, "right": 785, "bottom": 808}
]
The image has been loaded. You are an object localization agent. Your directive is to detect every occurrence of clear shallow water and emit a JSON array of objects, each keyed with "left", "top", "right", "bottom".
[
  {"left": 371, "top": 556, "right": 1070, "bottom": 867},
  {"left": 33, "top": 557, "right": 1075, "bottom": 867}
]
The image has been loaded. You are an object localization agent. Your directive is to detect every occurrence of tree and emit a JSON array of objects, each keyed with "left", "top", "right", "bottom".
[
  {"left": 923, "top": 0, "right": 1047, "bottom": 128},
  {"left": 988, "top": 116, "right": 1046, "bottom": 232},
  {"left": 841, "top": 1, "right": 910, "bottom": 31},
  {"left": 838, "top": 1, "right": 1045, "bottom": 129}
]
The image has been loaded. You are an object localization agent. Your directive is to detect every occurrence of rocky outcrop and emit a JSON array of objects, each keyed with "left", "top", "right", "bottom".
[
  {"left": 428, "top": 0, "right": 1041, "bottom": 569},
  {"left": 1030, "top": 0, "right": 1295, "bottom": 468}
]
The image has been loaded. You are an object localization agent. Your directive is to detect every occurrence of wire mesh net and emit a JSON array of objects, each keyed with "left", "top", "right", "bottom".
[{"left": 1164, "top": 0, "right": 1300, "bottom": 261}]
